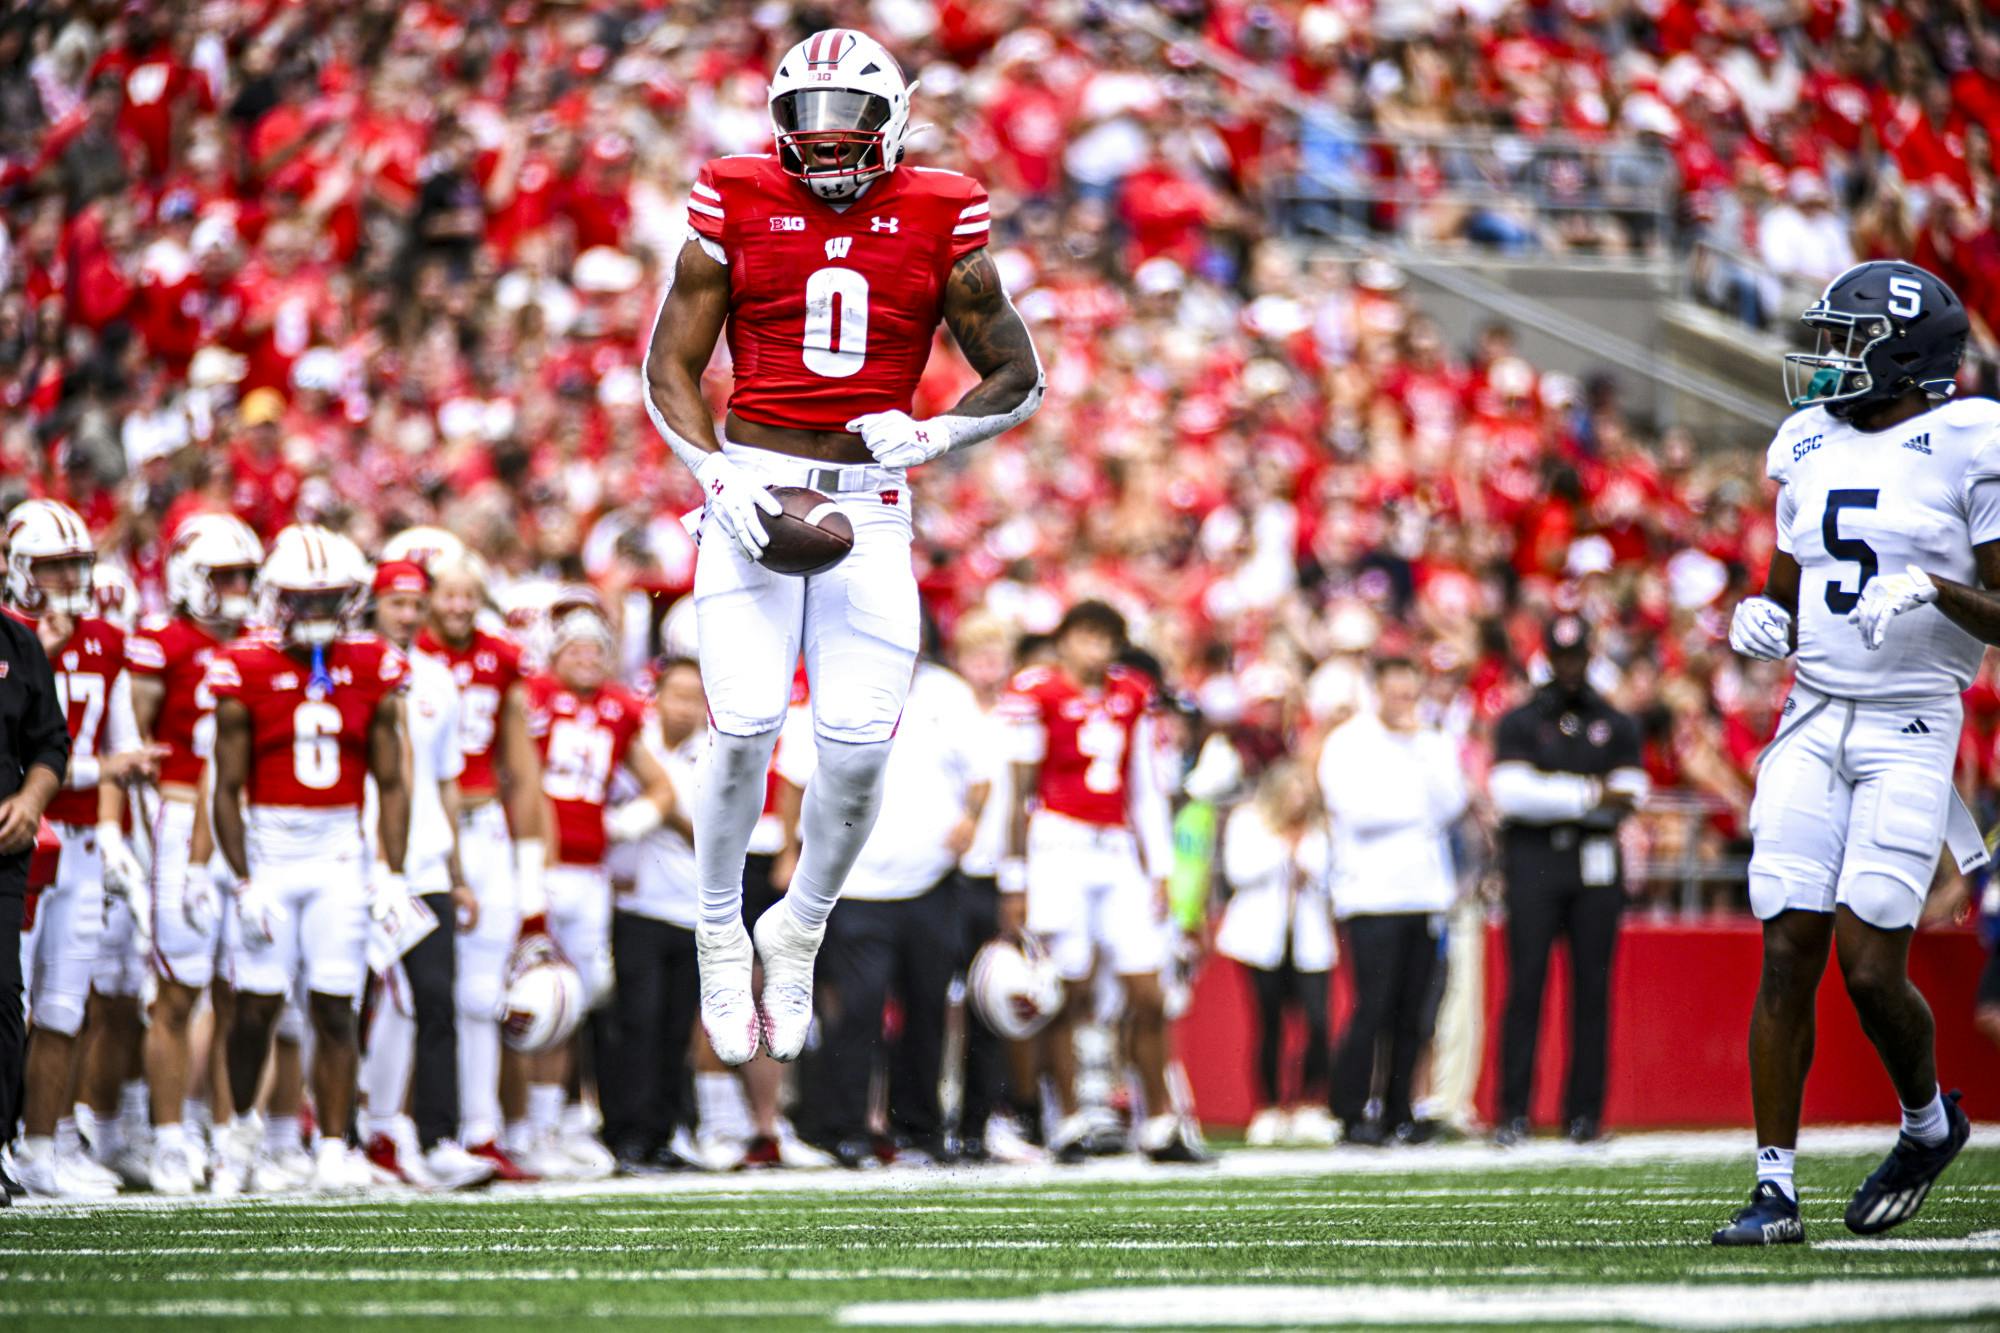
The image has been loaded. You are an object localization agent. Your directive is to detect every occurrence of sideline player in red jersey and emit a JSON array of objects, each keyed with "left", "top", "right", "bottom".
[
  {"left": 208, "top": 524, "right": 414, "bottom": 1193},
  {"left": 128, "top": 513, "right": 263, "bottom": 1195},
  {"left": 644, "top": 28, "right": 1044, "bottom": 1066},
  {"left": 1000, "top": 601, "right": 1204, "bottom": 1165},
  {"left": 415, "top": 551, "right": 548, "bottom": 1181},
  {"left": 517, "top": 604, "right": 676, "bottom": 1179},
  {"left": 3, "top": 500, "right": 158, "bottom": 1198}
]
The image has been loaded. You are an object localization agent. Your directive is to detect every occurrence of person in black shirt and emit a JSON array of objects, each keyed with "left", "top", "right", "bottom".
[
  {"left": 0, "top": 607, "right": 73, "bottom": 1205},
  {"left": 1486, "top": 616, "right": 1648, "bottom": 1146}
]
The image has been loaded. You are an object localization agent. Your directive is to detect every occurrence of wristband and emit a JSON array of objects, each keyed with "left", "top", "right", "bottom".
[{"left": 998, "top": 858, "right": 1028, "bottom": 895}]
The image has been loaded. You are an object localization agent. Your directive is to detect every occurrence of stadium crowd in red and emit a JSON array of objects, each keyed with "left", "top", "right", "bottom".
[{"left": 2, "top": 0, "right": 1998, "bottom": 906}]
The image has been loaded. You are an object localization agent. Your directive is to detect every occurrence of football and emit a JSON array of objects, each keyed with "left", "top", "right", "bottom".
[{"left": 758, "top": 486, "right": 855, "bottom": 575}]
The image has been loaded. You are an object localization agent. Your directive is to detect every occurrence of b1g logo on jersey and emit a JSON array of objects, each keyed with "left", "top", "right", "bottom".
[{"left": 771, "top": 216, "right": 806, "bottom": 232}]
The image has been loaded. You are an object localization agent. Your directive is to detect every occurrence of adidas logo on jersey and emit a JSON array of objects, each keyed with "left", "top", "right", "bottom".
[
  {"left": 1901, "top": 717, "right": 1932, "bottom": 735},
  {"left": 1903, "top": 432, "right": 1932, "bottom": 454},
  {"left": 825, "top": 236, "right": 853, "bottom": 260}
]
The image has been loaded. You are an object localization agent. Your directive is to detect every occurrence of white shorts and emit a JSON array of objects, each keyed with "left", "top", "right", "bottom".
[
  {"left": 146, "top": 798, "right": 220, "bottom": 991},
  {"left": 547, "top": 862, "right": 612, "bottom": 1010},
  {"left": 230, "top": 852, "right": 369, "bottom": 999},
  {"left": 25, "top": 825, "right": 106, "bottom": 1036},
  {"left": 1749, "top": 688, "right": 1960, "bottom": 930},
  {"left": 1026, "top": 809, "right": 1167, "bottom": 982},
  {"left": 456, "top": 801, "right": 518, "bottom": 1022},
  {"left": 694, "top": 444, "right": 919, "bottom": 742}
]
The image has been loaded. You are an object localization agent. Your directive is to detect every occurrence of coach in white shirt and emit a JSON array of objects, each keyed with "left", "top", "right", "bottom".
[
  {"left": 1316, "top": 655, "right": 1468, "bottom": 1145},
  {"left": 795, "top": 659, "right": 990, "bottom": 1166}
]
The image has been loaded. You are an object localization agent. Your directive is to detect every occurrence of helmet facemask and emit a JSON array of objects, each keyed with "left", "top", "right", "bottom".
[
  {"left": 198, "top": 564, "right": 259, "bottom": 625},
  {"left": 1783, "top": 309, "right": 1893, "bottom": 416},
  {"left": 274, "top": 586, "right": 355, "bottom": 649},
  {"left": 773, "top": 88, "right": 894, "bottom": 200},
  {"left": 24, "top": 554, "right": 95, "bottom": 618}
]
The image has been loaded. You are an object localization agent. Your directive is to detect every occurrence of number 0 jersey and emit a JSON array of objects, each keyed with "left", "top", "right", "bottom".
[
  {"left": 126, "top": 614, "right": 226, "bottom": 787},
  {"left": 204, "top": 631, "right": 409, "bottom": 811},
  {"left": 523, "top": 674, "right": 646, "bottom": 867},
  {"left": 687, "top": 154, "right": 990, "bottom": 433},
  {"left": 415, "top": 627, "right": 524, "bottom": 800},
  {"left": 1768, "top": 396, "right": 2000, "bottom": 700},
  {"left": 1000, "top": 664, "right": 1155, "bottom": 828}
]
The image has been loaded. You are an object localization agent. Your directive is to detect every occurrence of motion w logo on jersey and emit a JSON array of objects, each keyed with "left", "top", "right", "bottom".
[{"left": 825, "top": 237, "right": 854, "bottom": 260}]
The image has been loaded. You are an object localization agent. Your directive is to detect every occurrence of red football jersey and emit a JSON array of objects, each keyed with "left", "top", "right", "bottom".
[
  {"left": 523, "top": 674, "right": 646, "bottom": 866},
  {"left": 204, "top": 632, "right": 409, "bottom": 809},
  {"left": 416, "top": 628, "right": 525, "bottom": 799},
  {"left": 126, "top": 614, "right": 225, "bottom": 788},
  {"left": 687, "top": 154, "right": 990, "bottom": 432},
  {"left": 42, "top": 616, "right": 129, "bottom": 825},
  {"left": 1001, "top": 663, "right": 1155, "bottom": 828}
]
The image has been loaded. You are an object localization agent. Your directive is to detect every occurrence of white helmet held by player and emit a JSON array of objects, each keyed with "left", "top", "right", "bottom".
[
  {"left": 4, "top": 499, "right": 96, "bottom": 617},
  {"left": 967, "top": 935, "right": 1064, "bottom": 1040},
  {"left": 91, "top": 560, "right": 139, "bottom": 632},
  {"left": 167, "top": 513, "right": 264, "bottom": 625},
  {"left": 768, "top": 29, "right": 915, "bottom": 201},
  {"left": 501, "top": 935, "right": 586, "bottom": 1053},
  {"left": 261, "top": 524, "right": 368, "bottom": 649},
  {"left": 379, "top": 524, "right": 468, "bottom": 576}
]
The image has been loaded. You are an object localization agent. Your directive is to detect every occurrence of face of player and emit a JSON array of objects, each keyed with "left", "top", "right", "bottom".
[
  {"left": 206, "top": 565, "right": 257, "bottom": 627},
  {"left": 1376, "top": 665, "right": 1422, "bottom": 733},
  {"left": 955, "top": 639, "right": 1012, "bottom": 696},
  {"left": 430, "top": 572, "right": 482, "bottom": 646},
  {"left": 31, "top": 555, "right": 94, "bottom": 615},
  {"left": 553, "top": 639, "right": 609, "bottom": 695},
  {"left": 374, "top": 589, "right": 428, "bottom": 651},
  {"left": 280, "top": 588, "right": 350, "bottom": 649},
  {"left": 654, "top": 665, "right": 706, "bottom": 745},
  {"left": 1055, "top": 625, "right": 1117, "bottom": 686},
  {"left": 1549, "top": 648, "right": 1589, "bottom": 696}
]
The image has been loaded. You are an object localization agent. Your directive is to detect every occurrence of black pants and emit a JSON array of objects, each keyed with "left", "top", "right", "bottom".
[
  {"left": 1330, "top": 912, "right": 1441, "bottom": 1128},
  {"left": 802, "top": 881, "right": 957, "bottom": 1145},
  {"left": 0, "top": 890, "right": 23, "bottom": 1140},
  {"left": 955, "top": 874, "right": 1008, "bottom": 1140},
  {"left": 407, "top": 891, "right": 460, "bottom": 1150},
  {"left": 602, "top": 912, "right": 698, "bottom": 1153},
  {"left": 1499, "top": 880, "right": 1621, "bottom": 1124},
  {"left": 1245, "top": 955, "right": 1330, "bottom": 1107}
]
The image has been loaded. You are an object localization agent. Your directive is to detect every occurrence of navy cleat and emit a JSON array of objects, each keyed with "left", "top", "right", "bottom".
[
  {"left": 1711, "top": 1181, "right": 1805, "bottom": 1246},
  {"left": 1844, "top": 1090, "right": 1971, "bottom": 1236}
]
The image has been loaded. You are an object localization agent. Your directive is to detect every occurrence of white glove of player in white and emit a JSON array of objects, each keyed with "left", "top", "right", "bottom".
[
  {"left": 1729, "top": 596, "right": 1794, "bottom": 661},
  {"left": 693, "top": 451, "right": 782, "bottom": 562},
  {"left": 97, "top": 821, "right": 148, "bottom": 905},
  {"left": 184, "top": 862, "right": 221, "bottom": 936},
  {"left": 1850, "top": 563, "right": 1939, "bottom": 650},
  {"left": 847, "top": 410, "right": 953, "bottom": 469},
  {"left": 236, "top": 879, "right": 287, "bottom": 950},
  {"left": 606, "top": 798, "right": 665, "bottom": 843}
]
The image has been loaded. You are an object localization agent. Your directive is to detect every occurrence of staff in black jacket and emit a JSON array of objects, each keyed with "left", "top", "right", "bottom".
[
  {"left": 0, "top": 606, "right": 72, "bottom": 1205},
  {"left": 1488, "top": 616, "right": 1648, "bottom": 1145}
]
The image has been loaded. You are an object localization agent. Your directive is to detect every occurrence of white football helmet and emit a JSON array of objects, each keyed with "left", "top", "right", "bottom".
[
  {"left": 501, "top": 936, "right": 586, "bottom": 1053},
  {"left": 379, "top": 525, "right": 468, "bottom": 575},
  {"left": 967, "top": 936, "right": 1064, "bottom": 1040},
  {"left": 4, "top": 499, "right": 95, "bottom": 616},
  {"left": 91, "top": 560, "right": 138, "bottom": 632},
  {"left": 768, "top": 29, "right": 915, "bottom": 200},
  {"left": 167, "top": 514, "right": 264, "bottom": 625},
  {"left": 261, "top": 524, "right": 368, "bottom": 649}
]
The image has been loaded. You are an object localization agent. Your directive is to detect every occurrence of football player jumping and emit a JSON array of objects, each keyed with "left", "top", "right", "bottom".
[
  {"left": 644, "top": 29, "right": 1043, "bottom": 1064},
  {"left": 1718, "top": 261, "right": 1986, "bottom": 1245}
]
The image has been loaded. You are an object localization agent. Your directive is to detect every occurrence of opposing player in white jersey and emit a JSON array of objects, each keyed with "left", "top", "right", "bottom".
[{"left": 1718, "top": 261, "right": 1983, "bottom": 1245}]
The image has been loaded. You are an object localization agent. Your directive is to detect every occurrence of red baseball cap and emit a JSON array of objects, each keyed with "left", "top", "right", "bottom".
[{"left": 372, "top": 560, "right": 430, "bottom": 596}]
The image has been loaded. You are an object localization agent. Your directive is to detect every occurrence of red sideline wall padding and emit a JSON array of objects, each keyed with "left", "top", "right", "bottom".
[{"left": 1174, "top": 919, "right": 1997, "bottom": 1130}]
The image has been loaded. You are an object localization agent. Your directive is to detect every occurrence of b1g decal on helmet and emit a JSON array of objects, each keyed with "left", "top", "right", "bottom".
[{"left": 1783, "top": 261, "right": 1969, "bottom": 419}]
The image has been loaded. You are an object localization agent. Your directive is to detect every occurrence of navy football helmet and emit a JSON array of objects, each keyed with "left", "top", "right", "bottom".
[{"left": 1782, "top": 261, "right": 1968, "bottom": 419}]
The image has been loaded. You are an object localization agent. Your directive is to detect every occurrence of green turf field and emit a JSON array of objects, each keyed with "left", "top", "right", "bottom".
[{"left": 2, "top": 1131, "right": 1995, "bottom": 1330}]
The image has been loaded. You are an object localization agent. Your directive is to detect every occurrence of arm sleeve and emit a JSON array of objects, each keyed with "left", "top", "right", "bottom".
[
  {"left": 1126, "top": 712, "right": 1175, "bottom": 879},
  {"left": 19, "top": 625, "right": 69, "bottom": 785},
  {"left": 1488, "top": 761, "right": 1599, "bottom": 823},
  {"left": 948, "top": 176, "right": 991, "bottom": 262}
]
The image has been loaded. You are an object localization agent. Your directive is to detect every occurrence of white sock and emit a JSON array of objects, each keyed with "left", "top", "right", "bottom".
[
  {"left": 1902, "top": 1086, "right": 1949, "bottom": 1146},
  {"left": 55, "top": 1116, "right": 82, "bottom": 1158},
  {"left": 183, "top": 1097, "right": 208, "bottom": 1133},
  {"left": 19, "top": 1133, "right": 55, "bottom": 1161},
  {"left": 457, "top": 1018, "right": 501, "bottom": 1147},
  {"left": 1756, "top": 1145, "right": 1797, "bottom": 1202},
  {"left": 266, "top": 1114, "right": 302, "bottom": 1156},
  {"left": 504, "top": 1119, "right": 534, "bottom": 1156},
  {"left": 359, "top": 996, "right": 415, "bottom": 1130},
  {"left": 783, "top": 735, "right": 892, "bottom": 932},
  {"left": 695, "top": 1072, "right": 752, "bottom": 1143},
  {"left": 155, "top": 1122, "right": 189, "bottom": 1158},
  {"left": 527, "top": 1083, "right": 565, "bottom": 1137},
  {"left": 695, "top": 729, "right": 780, "bottom": 928},
  {"left": 80, "top": 1105, "right": 122, "bottom": 1162},
  {"left": 119, "top": 1080, "right": 148, "bottom": 1137}
]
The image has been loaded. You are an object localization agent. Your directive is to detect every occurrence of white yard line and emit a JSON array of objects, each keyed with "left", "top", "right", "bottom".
[
  {"left": 0, "top": 1265, "right": 1567, "bottom": 1285},
  {"left": 835, "top": 1278, "right": 2000, "bottom": 1328},
  {"left": 0, "top": 1126, "right": 1924, "bottom": 1217}
]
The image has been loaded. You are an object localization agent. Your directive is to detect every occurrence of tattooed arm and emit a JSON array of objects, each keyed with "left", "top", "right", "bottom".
[{"left": 846, "top": 246, "right": 1045, "bottom": 466}]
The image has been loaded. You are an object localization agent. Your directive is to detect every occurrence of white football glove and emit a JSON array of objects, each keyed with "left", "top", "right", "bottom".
[
  {"left": 369, "top": 868, "right": 413, "bottom": 922},
  {"left": 847, "top": 410, "right": 952, "bottom": 469},
  {"left": 1729, "top": 596, "right": 1794, "bottom": 661},
  {"left": 184, "top": 862, "right": 221, "bottom": 936},
  {"left": 1850, "top": 564, "right": 1939, "bottom": 650},
  {"left": 693, "top": 451, "right": 782, "bottom": 562},
  {"left": 606, "top": 798, "right": 665, "bottom": 843},
  {"left": 97, "top": 822, "right": 148, "bottom": 905},
  {"left": 236, "top": 879, "right": 287, "bottom": 950}
]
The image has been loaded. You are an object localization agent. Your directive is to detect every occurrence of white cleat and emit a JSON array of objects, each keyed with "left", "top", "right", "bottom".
[
  {"left": 559, "top": 1131, "right": 616, "bottom": 1181},
  {"left": 110, "top": 1142, "right": 155, "bottom": 1190},
  {"left": 148, "top": 1140, "right": 201, "bottom": 1196},
  {"left": 421, "top": 1142, "right": 497, "bottom": 1191},
  {"left": 61, "top": 1143, "right": 125, "bottom": 1195},
  {"left": 697, "top": 920, "right": 761, "bottom": 1066},
  {"left": 514, "top": 1132, "right": 585, "bottom": 1181},
  {"left": 311, "top": 1139, "right": 371, "bottom": 1193},
  {"left": 752, "top": 905, "right": 824, "bottom": 1062},
  {"left": 257, "top": 1143, "right": 315, "bottom": 1192},
  {"left": 15, "top": 1139, "right": 118, "bottom": 1199},
  {"left": 686, "top": 1130, "right": 748, "bottom": 1173},
  {"left": 1245, "top": 1107, "right": 1289, "bottom": 1147},
  {"left": 209, "top": 1117, "right": 261, "bottom": 1197},
  {"left": 984, "top": 1116, "right": 1049, "bottom": 1166},
  {"left": 1286, "top": 1105, "right": 1338, "bottom": 1146},
  {"left": 773, "top": 1119, "right": 836, "bottom": 1169}
]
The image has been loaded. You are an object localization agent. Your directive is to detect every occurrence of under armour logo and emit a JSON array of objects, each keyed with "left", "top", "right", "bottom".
[
  {"left": 871, "top": 217, "right": 899, "bottom": 233},
  {"left": 711, "top": 479, "right": 725, "bottom": 496},
  {"left": 825, "top": 236, "right": 853, "bottom": 260}
]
